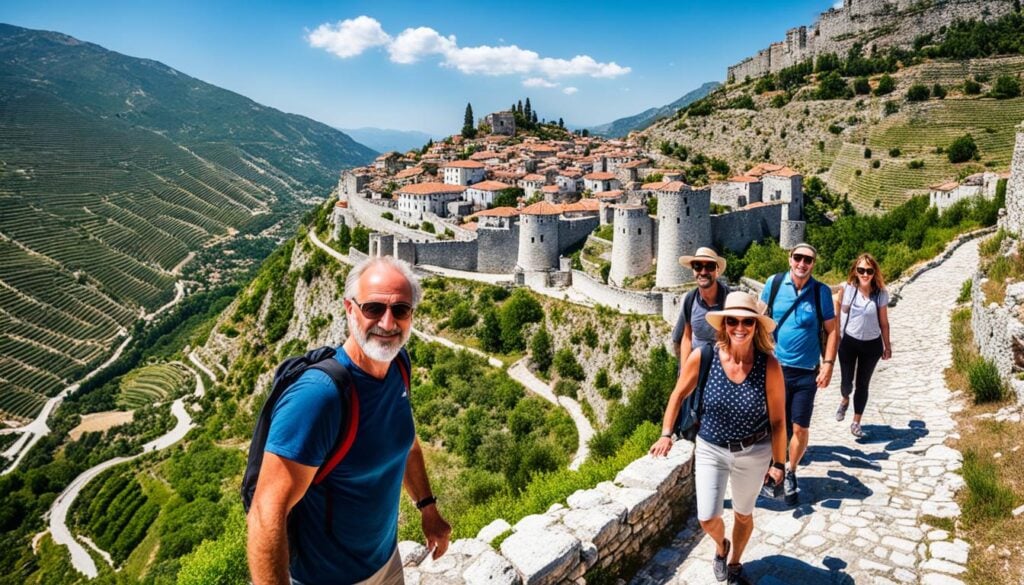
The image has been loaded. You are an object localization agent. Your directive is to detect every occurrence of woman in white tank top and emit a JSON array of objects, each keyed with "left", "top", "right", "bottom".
[{"left": 833, "top": 253, "right": 891, "bottom": 438}]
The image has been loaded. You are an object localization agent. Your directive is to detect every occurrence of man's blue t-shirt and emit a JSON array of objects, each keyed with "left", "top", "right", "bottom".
[
  {"left": 761, "top": 272, "right": 835, "bottom": 370},
  {"left": 265, "top": 347, "right": 415, "bottom": 585}
]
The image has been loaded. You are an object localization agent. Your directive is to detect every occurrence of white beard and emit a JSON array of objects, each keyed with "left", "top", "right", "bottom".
[{"left": 353, "top": 323, "right": 409, "bottom": 363}]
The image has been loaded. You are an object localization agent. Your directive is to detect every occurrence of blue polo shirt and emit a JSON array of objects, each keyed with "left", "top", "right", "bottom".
[
  {"left": 761, "top": 272, "right": 835, "bottom": 370},
  {"left": 265, "top": 347, "right": 415, "bottom": 585}
]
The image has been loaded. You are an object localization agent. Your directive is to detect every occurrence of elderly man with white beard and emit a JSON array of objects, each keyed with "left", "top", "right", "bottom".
[{"left": 247, "top": 256, "right": 450, "bottom": 585}]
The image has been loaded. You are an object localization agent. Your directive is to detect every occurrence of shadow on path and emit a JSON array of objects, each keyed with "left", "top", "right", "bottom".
[
  {"left": 743, "top": 554, "right": 855, "bottom": 584},
  {"left": 856, "top": 420, "right": 929, "bottom": 452},
  {"left": 754, "top": 470, "right": 872, "bottom": 515}
]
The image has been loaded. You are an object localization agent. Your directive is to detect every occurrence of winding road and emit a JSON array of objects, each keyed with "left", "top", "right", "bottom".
[{"left": 43, "top": 353, "right": 211, "bottom": 578}]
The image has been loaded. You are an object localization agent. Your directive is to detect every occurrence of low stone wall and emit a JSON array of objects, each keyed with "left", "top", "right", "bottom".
[
  {"left": 401, "top": 440, "right": 696, "bottom": 585},
  {"left": 970, "top": 231, "right": 1024, "bottom": 403},
  {"left": 413, "top": 240, "right": 479, "bottom": 271},
  {"left": 570, "top": 270, "right": 662, "bottom": 315},
  {"left": 888, "top": 227, "right": 997, "bottom": 304}
]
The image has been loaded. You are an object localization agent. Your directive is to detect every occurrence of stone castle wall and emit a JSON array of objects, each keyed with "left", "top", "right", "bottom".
[
  {"left": 559, "top": 216, "right": 601, "bottom": 253},
  {"left": 709, "top": 202, "right": 784, "bottom": 253},
  {"left": 571, "top": 270, "right": 663, "bottom": 315},
  {"left": 401, "top": 441, "right": 697, "bottom": 585},
  {"left": 1005, "top": 124, "right": 1024, "bottom": 234},
  {"left": 412, "top": 240, "right": 479, "bottom": 271},
  {"left": 477, "top": 225, "right": 520, "bottom": 273},
  {"left": 727, "top": 0, "right": 1012, "bottom": 81}
]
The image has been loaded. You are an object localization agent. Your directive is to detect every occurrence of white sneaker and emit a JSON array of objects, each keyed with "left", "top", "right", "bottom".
[{"left": 850, "top": 422, "right": 864, "bottom": 438}]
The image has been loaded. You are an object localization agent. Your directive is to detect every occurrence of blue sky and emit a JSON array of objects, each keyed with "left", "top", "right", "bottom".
[{"left": 2, "top": 0, "right": 835, "bottom": 135}]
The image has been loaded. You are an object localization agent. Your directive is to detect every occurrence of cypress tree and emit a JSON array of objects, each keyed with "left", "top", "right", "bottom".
[
  {"left": 524, "top": 98, "right": 532, "bottom": 122},
  {"left": 558, "top": 117, "right": 564, "bottom": 128},
  {"left": 462, "top": 103, "right": 476, "bottom": 138},
  {"left": 517, "top": 100, "right": 523, "bottom": 115}
]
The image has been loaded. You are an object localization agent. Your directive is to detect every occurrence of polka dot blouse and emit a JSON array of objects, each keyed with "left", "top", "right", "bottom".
[{"left": 697, "top": 349, "right": 770, "bottom": 444}]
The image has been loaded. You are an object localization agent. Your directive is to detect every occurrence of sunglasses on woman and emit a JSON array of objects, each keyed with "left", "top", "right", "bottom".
[
  {"left": 724, "top": 317, "right": 757, "bottom": 327},
  {"left": 691, "top": 261, "right": 718, "bottom": 273},
  {"left": 856, "top": 267, "right": 875, "bottom": 275},
  {"left": 351, "top": 300, "right": 414, "bottom": 320}
]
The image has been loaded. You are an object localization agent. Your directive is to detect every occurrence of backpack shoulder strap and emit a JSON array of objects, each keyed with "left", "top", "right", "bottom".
[
  {"left": 812, "top": 279, "right": 825, "bottom": 325},
  {"left": 310, "top": 358, "right": 357, "bottom": 486},
  {"left": 695, "top": 343, "right": 715, "bottom": 417},
  {"left": 716, "top": 280, "right": 730, "bottom": 306},
  {"left": 682, "top": 289, "right": 697, "bottom": 327},
  {"left": 396, "top": 347, "right": 412, "bottom": 391},
  {"left": 767, "top": 272, "right": 785, "bottom": 318}
]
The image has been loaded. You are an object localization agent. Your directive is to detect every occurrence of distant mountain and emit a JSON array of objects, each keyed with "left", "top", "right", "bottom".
[
  {"left": 0, "top": 23, "right": 376, "bottom": 416},
  {"left": 340, "top": 127, "right": 438, "bottom": 155},
  {"left": 588, "top": 82, "right": 721, "bottom": 138}
]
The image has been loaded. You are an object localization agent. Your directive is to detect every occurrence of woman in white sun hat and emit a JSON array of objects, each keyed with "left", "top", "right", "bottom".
[{"left": 651, "top": 291, "right": 787, "bottom": 585}]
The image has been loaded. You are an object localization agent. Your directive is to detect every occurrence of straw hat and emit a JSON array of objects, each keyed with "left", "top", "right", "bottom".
[
  {"left": 705, "top": 291, "right": 776, "bottom": 333},
  {"left": 678, "top": 246, "right": 727, "bottom": 273}
]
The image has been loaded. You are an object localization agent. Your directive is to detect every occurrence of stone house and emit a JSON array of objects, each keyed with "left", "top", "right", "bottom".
[
  {"left": 520, "top": 173, "right": 548, "bottom": 199},
  {"left": 465, "top": 180, "right": 513, "bottom": 208},
  {"left": 711, "top": 175, "right": 763, "bottom": 208},
  {"left": 374, "top": 152, "right": 402, "bottom": 174},
  {"left": 442, "top": 160, "right": 487, "bottom": 186},
  {"left": 583, "top": 171, "right": 621, "bottom": 193},
  {"left": 396, "top": 182, "right": 467, "bottom": 220},
  {"left": 484, "top": 111, "right": 516, "bottom": 136}
]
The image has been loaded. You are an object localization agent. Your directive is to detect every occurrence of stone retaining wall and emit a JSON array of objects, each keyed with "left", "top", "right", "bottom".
[
  {"left": 970, "top": 231, "right": 1024, "bottom": 403},
  {"left": 570, "top": 270, "right": 663, "bottom": 315},
  {"left": 401, "top": 440, "right": 696, "bottom": 585}
]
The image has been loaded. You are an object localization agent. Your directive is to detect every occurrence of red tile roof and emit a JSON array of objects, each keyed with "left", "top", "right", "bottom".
[
  {"left": 520, "top": 201, "right": 562, "bottom": 215},
  {"left": 443, "top": 160, "right": 486, "bottom": 169},
  {"left": 397, "top": 182, "right": 468, "bottom": 196},
  {"left": 641, "top": 181, "right": 667, "bottom": 190},
  {"left": 472, "top": 207, "right": 521, "bottom": 218},
  {"left": 584, "top": 172, "right": 617, "bottom": 181},
  {"left": 522, "top": 173, "right": 546, "bottom": 182},
  {"left": 657, "top": 181, "right": 690, "bottom": 192},
  {"left": 395, "top": 167, "right": 425, "bottom": 179},
  {"left": 561, "top": 199, "right": 600, "bottom": 212},
  {"left": 594, "top": 190, "right": 625, "bottom": 199},
  {"left": 542, "top": 185, "right": 561, "bottom": 193},
  {"left": 468, "top": 180, "right": 512, "bottom": 191},
  {"left": 728, "top": 175, "right": 760, "bottom": 183}
]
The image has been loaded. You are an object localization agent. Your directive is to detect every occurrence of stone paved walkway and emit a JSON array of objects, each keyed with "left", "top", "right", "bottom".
[{"left": 632, "top": 240, "right": 978, "bottom": 585}]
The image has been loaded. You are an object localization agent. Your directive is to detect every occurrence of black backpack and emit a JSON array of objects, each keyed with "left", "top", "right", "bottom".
[
  {"left": 673, "top": 343, "right": 715, "bottom": 441},
  {"left": 681, "top": 279, "right": 730, "bottom": 329},
  {"left": 766, "top": 272, "right": 827, "bottom": 357},
  {"left": 241, "top": 346, "right": 411, "bottom": 533}
]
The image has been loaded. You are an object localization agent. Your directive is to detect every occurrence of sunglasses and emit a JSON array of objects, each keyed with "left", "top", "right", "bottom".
[
  {"left": 791, "top": 253, "right": 815, "bottom": 265},
  {"left": 856, "top": 267, "right": 875, "bottom": 276},
  {"left": 724, "top": 317, "right": 757, "bottom": 328},
  {"left": 691, "top": 261, "right": 718, "bottom": 273},
  {"left": 351, "top": 300, "right": 414, "bottom": 320}
]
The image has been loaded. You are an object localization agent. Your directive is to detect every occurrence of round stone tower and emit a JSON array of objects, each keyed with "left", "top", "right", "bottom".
[
  {"left": 655, "top": 186, "right": 712, "bottom": 288},
  {"left": 516, "top": 201, "right": 561, "bottom": 271},
  {"left": 609, "top": 205, "right": 653, "bottom": 286},
  {"left": 778, "top": 203, "right": 806, "bottom": 249}
]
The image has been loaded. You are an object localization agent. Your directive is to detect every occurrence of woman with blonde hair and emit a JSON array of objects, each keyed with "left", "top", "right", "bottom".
[
  {"left": 651, "top": 292, "right": 787, "bottom": 584},
  {"left": 834, "top": 253, "right": 892, "bottom": 438}
]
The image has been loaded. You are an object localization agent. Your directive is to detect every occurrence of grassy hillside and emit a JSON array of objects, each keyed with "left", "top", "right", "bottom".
[
  {"left": 643, "top": 55, "right": 1024, "bottom": 211},
  {"left": 0, "top": 24, "right": 376, "bottom": 418}
]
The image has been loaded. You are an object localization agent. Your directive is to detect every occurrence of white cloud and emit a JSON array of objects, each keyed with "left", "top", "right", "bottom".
[
  {"left": 307, "top": 16, "right": 391, "bottom": 58},
  {"left": 523, "top": 77, "right": 558, "bottom": 88},
  {"left": 388, "top": 27, "right": 456, "bottom": 64},
  {"left": 563, "top": 87, "right": 579, "bottom": 95},
  {"left": 308, "top": 16, "right": 630, "bottom": 80},
  {"left": 832, "top": 0, "right": 844, "bottom": 8}
]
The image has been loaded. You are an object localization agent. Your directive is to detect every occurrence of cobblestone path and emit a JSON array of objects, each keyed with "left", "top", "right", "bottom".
[{"left": 632, "top": 240, "right": 978, "bottom": 585}]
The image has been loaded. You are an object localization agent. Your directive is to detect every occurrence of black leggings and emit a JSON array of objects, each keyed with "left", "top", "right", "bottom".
[{"left": 838, "top": 335, "right": 884, "bottom": 415}]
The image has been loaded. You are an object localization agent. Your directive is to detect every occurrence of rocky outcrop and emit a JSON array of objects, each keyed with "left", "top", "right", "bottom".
[{"left": 402, "top": 440, "right": 696, "bottom": 585}]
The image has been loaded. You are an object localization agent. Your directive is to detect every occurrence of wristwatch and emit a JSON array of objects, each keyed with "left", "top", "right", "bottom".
[
  {"left": 660, "top": 431, "right": 672, "bottom": 438},
  {"left": 771, "top": 462, "right": 786, "bottom": 471},
  {"left": 415, "top": 495, "right": 437, "bottom": 510}
]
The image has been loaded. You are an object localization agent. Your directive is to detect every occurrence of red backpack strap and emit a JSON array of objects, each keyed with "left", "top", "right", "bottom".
[{"left": 313, "top": 381, "right": 358, "bottom": 485}]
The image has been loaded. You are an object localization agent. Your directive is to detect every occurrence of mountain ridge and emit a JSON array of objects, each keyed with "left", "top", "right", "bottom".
[{"left": 588, "top": 81, "right": 720, "bottom": 137}]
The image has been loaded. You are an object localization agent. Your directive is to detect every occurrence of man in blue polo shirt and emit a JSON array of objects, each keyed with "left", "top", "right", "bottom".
[
  {"left": 247, "top": 256, "right": 450, "bottom": 585},
  {"left": 760, "top": 243, "right": 838, "bottom": 505}
]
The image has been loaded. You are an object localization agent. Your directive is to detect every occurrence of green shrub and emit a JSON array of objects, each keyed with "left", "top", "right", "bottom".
[
  {"left": 873, "top": 74, "right": 895, "bottom": 96},
  {"left": 554, "top": 348, "right": 585, "bottom": 381},
  {"left": 449, "top": 301, "right": 477, "bottom": 329},
  {"left": 979, "top": 229, "right": 1008, "bottom": 257},
  {"left": 554, "top": 379, "right": 579, "bottom": 399},
  {"left": 957, "top": 279, "right": 973, "bottom": 303},
  {"left": 871, "top": 160, "right": 880, "bottom": 169},
  {"left": 530, "top": 325, "right": 553, "bottom": 373},
  {"left": 599, "top": 382, "right": 623, "bottom": 401},
  {"left": 864, "top": 148, "right": 872, "bottom": 158},
  {"left": 176, "top": 505, "right": 249, "bottom": 585},
  {"left": 908, "top": 160, "right": 925, "bottom": 169},
  {"left": 883, "top": 101, "right": 900, "bottom": 116},
  {"left": 852, "top": 76, "right": 871, "bottom": 95},
  {"left": 828, "top": 124, "right": 843, "bottom": 135},
  {"left": 947, "top": 135, "right": 978, "bottom": 164},
  {"left": 594, "top": 368, "right": 609, "bottom": 389},
  {"left": 967, "top": 358, "right": 1004, "bottom": 403},
  {"left": 962, "top": 450, "right": 1016, "bottom": 525},
  {"left": 964, "top": 79, "right": 982, "bottom": 95},
  {"left": 906, "top": 83, "right": 930, "bottom": 101},
  {"left": 889, "top": 147, "right": 901, "bottom": 157},
  {"left": 990, "top": 74, "right": 1022, "bottom": 100},
  {"left": 932, "top": 83, "right": 947, "bottom": 99},
  {"left": 815, "top": 71, "right": 852, "bottom": 100},
  {"left": 421, "top": 222, "right": 436, "bottom": 234},
  {"left": 770, "top": 93, "right": 789, "bottom": 108},
  {"left": 381, "top": 211, "right": 394, "bottom": 220}
]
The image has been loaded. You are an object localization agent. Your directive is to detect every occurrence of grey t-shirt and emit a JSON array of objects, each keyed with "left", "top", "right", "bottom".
[
  {"left": 840, "top": 283, "right": 889, "bottom": 341},
  {"left": 672, "top": 281, "right": 730, "bottom": 352}
]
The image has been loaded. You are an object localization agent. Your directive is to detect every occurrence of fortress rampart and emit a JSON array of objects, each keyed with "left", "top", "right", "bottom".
[
  {"left": 727, "top": 0, "right": 1012, "bottom": 82},
  {"left": 571, "top": 270, "right": 663, "bottom": 315}
]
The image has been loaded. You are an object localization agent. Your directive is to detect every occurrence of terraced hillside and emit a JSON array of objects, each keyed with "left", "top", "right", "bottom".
[
  {"left": 0, "top": 24, "right": 376, "bottom": 418},
  {"left": 116, "top": 363, "right": 191, "bottom": 409},
  {"left": 643, "top": 55, "right": 1024, "bottom": 210}
]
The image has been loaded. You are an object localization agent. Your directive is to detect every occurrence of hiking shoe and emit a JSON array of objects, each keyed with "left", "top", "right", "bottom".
[
  {"left": 835, "top": 399, "right": 849, "bottom": 421},
  {"left": 727, "top": 564, "right": 751, "bottom": 585},
  {"left": 851, "top": 422, "right": 864, "bottom": 438},
  {"left": 784, "top": 469, "right": 799, "bottom": 506},
  {"left": 713, "top": 539, "right": 731, "bottom": 581}
]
